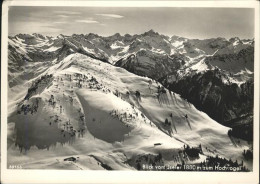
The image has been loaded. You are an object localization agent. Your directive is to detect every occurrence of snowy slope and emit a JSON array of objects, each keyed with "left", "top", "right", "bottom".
[{"left": 7, "top": 53, "right": 251, "bottom": 170}]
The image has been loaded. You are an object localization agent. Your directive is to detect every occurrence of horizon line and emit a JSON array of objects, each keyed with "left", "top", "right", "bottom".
[{"left": 8, "top": 30, "right": 255, "bottom": 41}]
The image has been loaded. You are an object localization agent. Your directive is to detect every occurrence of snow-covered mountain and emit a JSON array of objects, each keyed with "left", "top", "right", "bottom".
[
  {"left": 9, "top": 30, "right": 254, "bottom": 71},
  {"left": 7, "top": 31, "right": 254, "bottom": 170}
]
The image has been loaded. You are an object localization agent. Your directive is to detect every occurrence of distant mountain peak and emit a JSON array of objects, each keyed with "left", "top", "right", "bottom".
[
  {"left": 85, "top": 33, "right": 100, "bottom": 39},
  {"left": 109, "top": 33, "right": 122, "bottom": 40},
  {"left": 113, "top": 33, "right": 121, "bottom": 37},
  {"left": 215, "top": 37, "right": 227, "bottom": 41},
  {"left": 143, "top": 29, "right": 159, "bottom": 36},
  {"left": 171, "top": 35, "right": 187, "bottom": 41},
  {"left": 229, "top": 37, "right": 241, "bottom": 42},
  {"left": 15, "top": 33, "right": 34, "bottom": 39},
  {"left": 147, "top": 29, "right": 155, "bottom": 33},
  {"left": 32, "top": 33, "right": 46, "bottom": 39}
]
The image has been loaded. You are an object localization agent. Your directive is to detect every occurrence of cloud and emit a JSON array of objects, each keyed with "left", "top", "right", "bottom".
[
  {"left": 58, "top": 15, "right": 69, "bottom": 18},
  {"left": 96, "top": 14, "right": 124, "bottom": 18},
  {"left": 76, "top": 20, "right": 99, "bottom": 24},
  {"left": 54, "top": 11, "right": 81, "bottom": 15},
  {"left": 53, "top": 21, "right": 66, "bottom": 24},
  {"left": 10, "top": 21, "right": 62, "bottom": 35}
]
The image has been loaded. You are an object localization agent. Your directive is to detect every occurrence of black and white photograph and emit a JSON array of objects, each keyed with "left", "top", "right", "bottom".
[{"left": 1, "top": 1, "right": 259, "bottom": 183}]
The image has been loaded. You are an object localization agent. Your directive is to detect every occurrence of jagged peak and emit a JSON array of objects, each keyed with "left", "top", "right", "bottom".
[
  {"left": 171, "top": 35, "right": 187, "bottom": 41},
  {"left": 142, "top": 29, "right": 159, "bottom": 37},
  {"left": 113, "top": 33, "right": 121, "bottom": 37},
  {"left": 15, "top": 33, "right": 35, "bottom": 39},
  {"left": 229, "top": 37, "right": 241, "bottom": 42},
  {"left": 85, "top": 33, "right": 100, "bottom": 39},
  {"left": 124, "top": 33, "right": 131, "bottom": 37},
  {"left": 147, "top": 29, "right": 156, "bottom": 34},
  {"left": 215, "top": 37, "right": 227, "bottom": 41},
  {"left": 32, "top": 33, "right": 46, "bottom": 39},
  {"left": 72, "top": 34, "right": 85, "bottom": 38},
  {"left": 106, "top": 33, "right": 122, "bottom": 40}
]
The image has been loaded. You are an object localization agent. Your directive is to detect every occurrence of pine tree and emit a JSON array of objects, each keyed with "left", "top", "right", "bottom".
[
  {"left": 137, "top": 163, "right": 141, "bottom": 170},
  {"left": 165, "top": 118, "right": 169, "bottom": 125}
]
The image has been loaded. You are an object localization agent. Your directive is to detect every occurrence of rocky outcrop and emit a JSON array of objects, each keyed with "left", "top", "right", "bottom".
[
  {"left": 115, "top": 50, "right": 184, "bottom": 80},
  {"left": 161, "top": 70, "right": 254, "bottom": 140},
  {"left": 205, "top": 46, "right": 254, "bottom": 73}
]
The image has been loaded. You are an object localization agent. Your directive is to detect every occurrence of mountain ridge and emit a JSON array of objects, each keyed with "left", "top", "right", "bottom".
[
  {"left": 8, "top": 30, "right": 254, "bottom": 141},
  {"left": 7, "top": 30, "right": 255, "bottom": 170}
]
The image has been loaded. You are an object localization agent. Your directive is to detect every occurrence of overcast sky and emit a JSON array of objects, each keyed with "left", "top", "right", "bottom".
[{"left": 8, "top": 6, "right": 254, "bottom": 39}]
